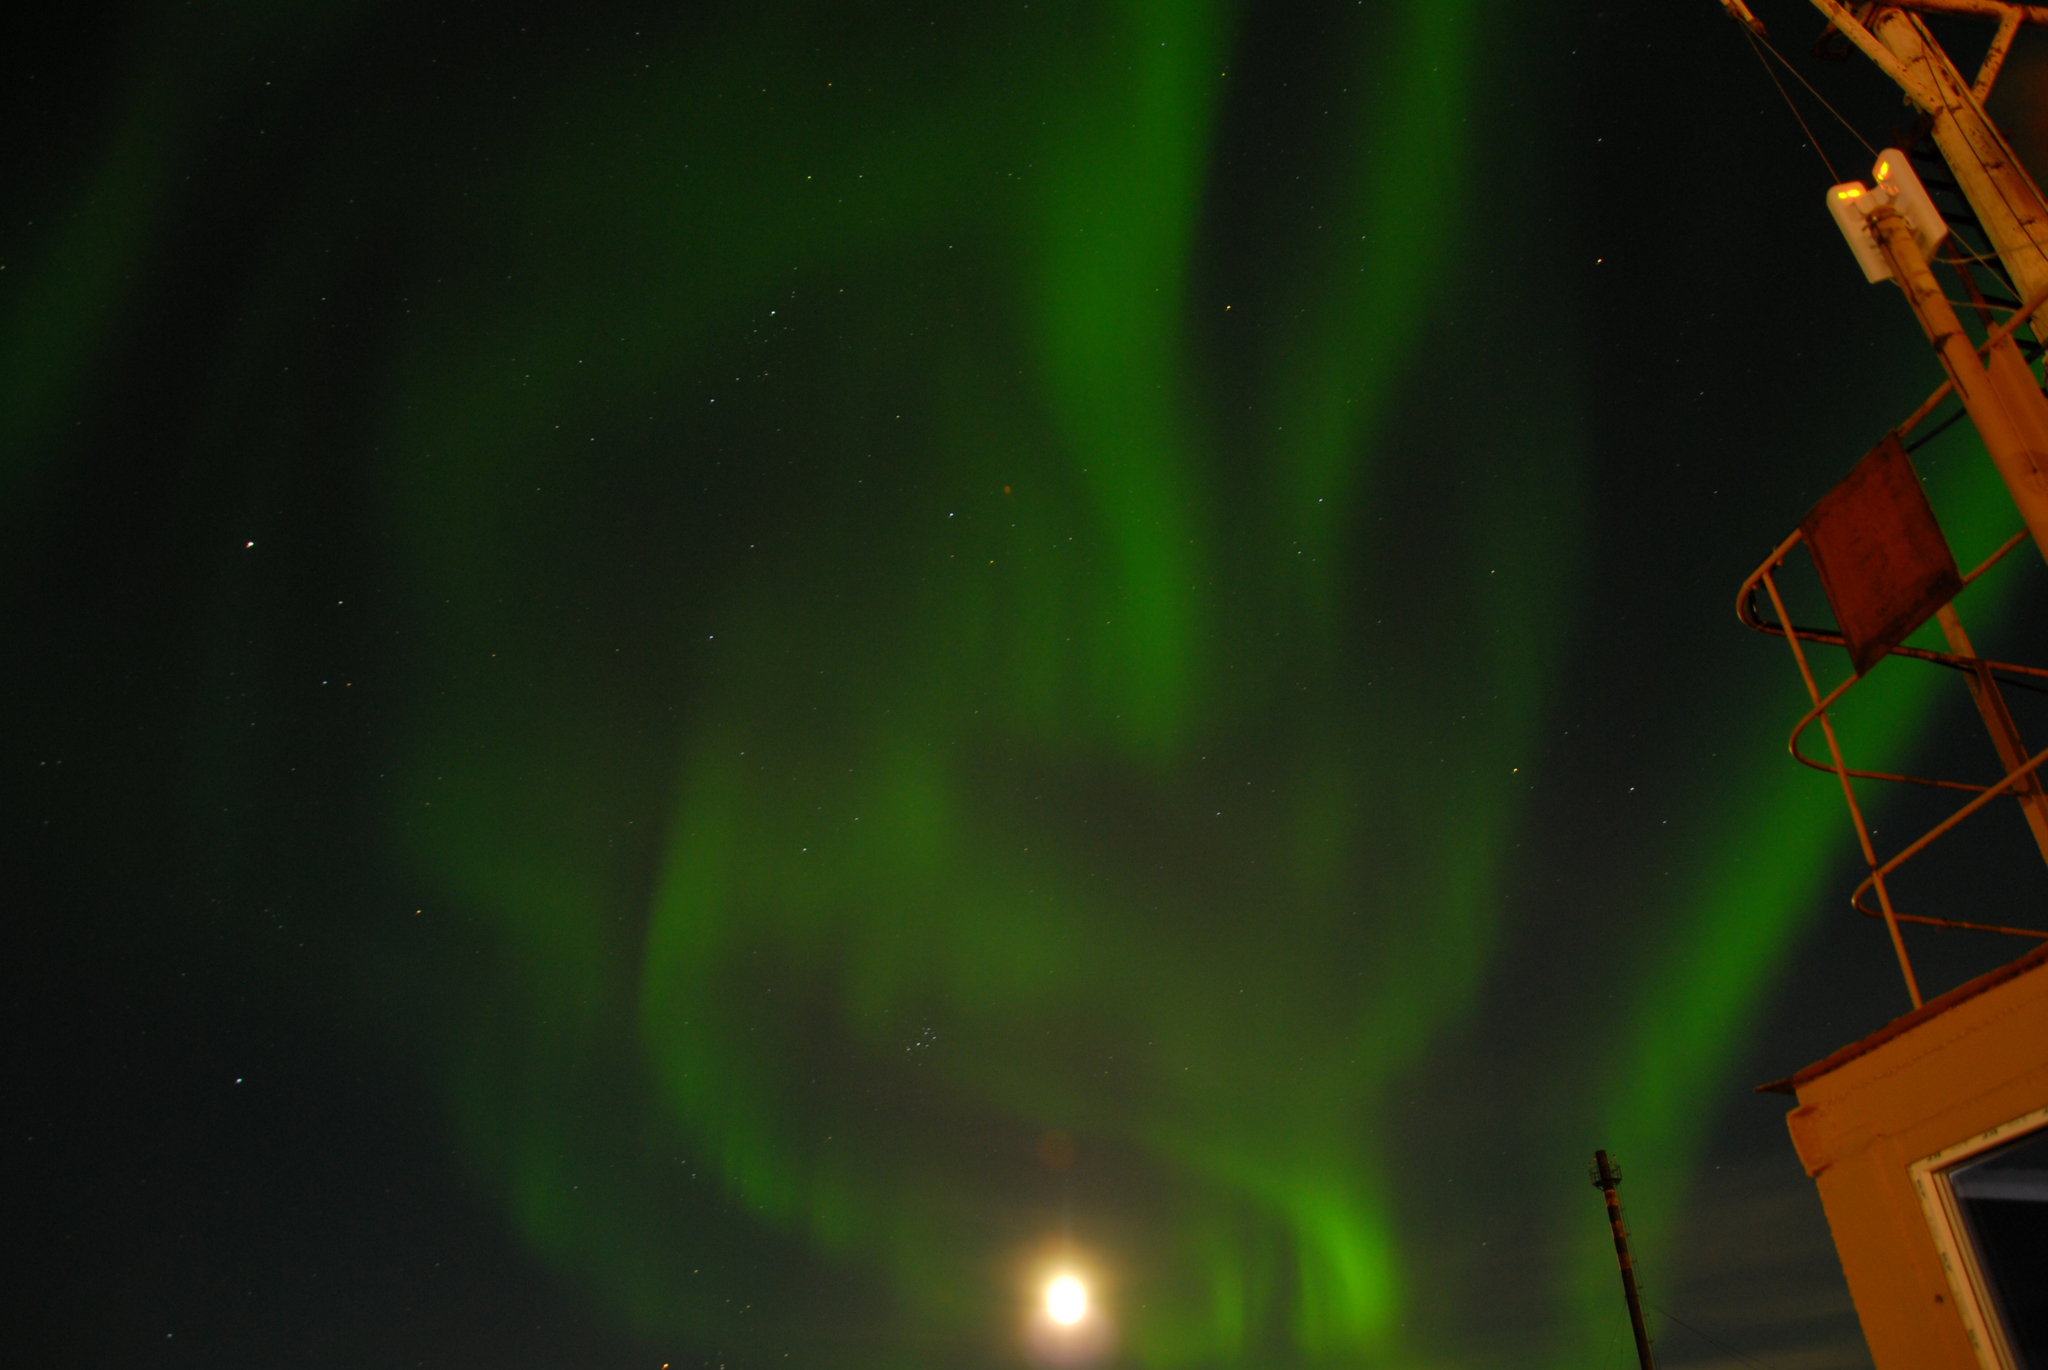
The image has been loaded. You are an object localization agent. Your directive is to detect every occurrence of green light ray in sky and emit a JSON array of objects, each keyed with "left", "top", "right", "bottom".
[
  {"left": 1556, "top": 434, "right": 2027, "bottom": 1368},
  {"left": 328, "top": 0, "right": 1553, "bottom": 1357},
  {"left": 15, "top": 2, "right": 2032, "bottom": 1366}
]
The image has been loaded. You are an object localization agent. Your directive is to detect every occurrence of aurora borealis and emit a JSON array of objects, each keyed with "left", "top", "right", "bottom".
[{"left": 13, "top": 2, "right": 2048, "bottom": 1366}]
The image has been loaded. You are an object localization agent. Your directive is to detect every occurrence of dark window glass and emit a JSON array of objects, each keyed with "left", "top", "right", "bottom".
[{"left": 1948, "top": 1125, "right": 2048, "bottom": 1370}]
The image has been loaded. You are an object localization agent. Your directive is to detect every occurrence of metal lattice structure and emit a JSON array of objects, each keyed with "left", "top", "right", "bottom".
[{"left": 1739, "top": 286, "right": 2048, "bottom": 1008}]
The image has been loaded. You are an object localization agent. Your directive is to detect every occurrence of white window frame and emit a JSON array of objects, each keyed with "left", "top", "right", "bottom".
[{"left": 1910, "top": 1104, "right": 2048, "bottom": 1370}]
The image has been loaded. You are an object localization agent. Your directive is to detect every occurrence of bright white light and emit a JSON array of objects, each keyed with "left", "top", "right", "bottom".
[{"left": 1046, "top": 1274, "right": 1088, "bottom": 1326}]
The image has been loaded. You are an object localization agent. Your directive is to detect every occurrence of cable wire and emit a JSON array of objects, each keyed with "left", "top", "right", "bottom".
[
  {"left": 1906, "top": 403, "right": 1969, "bottom": 452},
  {"left": 1763, "top": 33, "right": 1878, "bottom": 159},
  {"left": 1745, "top": 29, "right": 1843, "bottom": 181},
  {"left": 1740, "top": 11, "right": 2048, "bottom": 323},
  {"left": 1647, "top": 1299, "right": 1780, "bottom": 1370}
]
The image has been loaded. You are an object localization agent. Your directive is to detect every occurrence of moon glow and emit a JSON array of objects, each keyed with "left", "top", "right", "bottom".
[{"left": 1046, "top": 1274, "right": 1088, "bottom": 1326}]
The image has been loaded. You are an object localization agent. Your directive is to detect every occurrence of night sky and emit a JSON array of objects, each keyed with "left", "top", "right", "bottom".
[{"left": 11, "top": 2, "right": 2048, "bottom": 1367}]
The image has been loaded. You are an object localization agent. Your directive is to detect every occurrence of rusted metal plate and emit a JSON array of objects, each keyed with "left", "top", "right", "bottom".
[{"left": 1800, "top": 432, "right": 1963, "bottom": 675}]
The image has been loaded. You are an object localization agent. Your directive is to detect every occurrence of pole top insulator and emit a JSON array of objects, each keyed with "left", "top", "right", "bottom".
[{"left": 1718, "top": 0, "right": 1767, "bottom": 37}]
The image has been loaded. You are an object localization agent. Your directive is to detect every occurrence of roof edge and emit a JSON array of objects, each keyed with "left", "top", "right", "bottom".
[{"left": 1756, "top": 940, "right": 2048, "bottom": 1096}]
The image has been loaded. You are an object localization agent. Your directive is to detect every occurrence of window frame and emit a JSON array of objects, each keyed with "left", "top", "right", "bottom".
[{"left": 1910, "top": 1103, "right": 2048, "bottom": 1370}]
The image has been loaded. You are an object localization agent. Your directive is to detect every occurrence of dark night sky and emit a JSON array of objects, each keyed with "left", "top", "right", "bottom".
[{"left": 9, "top": 3, "right": 2048, "bottom": 1367}]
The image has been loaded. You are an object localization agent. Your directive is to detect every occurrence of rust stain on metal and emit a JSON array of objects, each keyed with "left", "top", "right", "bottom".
[{"left": 1800, "top": 433, "right": 1964, "bottom": 674}]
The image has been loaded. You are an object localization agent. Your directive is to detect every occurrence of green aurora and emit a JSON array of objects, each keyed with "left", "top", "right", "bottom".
[{"left": 11, "top": 2, "right": 2047, "bottom": 1366}]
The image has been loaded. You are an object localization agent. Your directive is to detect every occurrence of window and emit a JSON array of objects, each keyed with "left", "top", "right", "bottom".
[{"left": 1915, "top": 1107, "right": 2048, "bottom": 1370}]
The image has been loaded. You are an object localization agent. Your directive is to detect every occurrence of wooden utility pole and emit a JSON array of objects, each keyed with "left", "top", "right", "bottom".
[
  {"left": 1591, "top": 1150, "right": 1656, "bottom": 1370},
  {"left": 1808, "top": 0, "right": 2048, "bottom": 345},
  {"left": 1866, "top": 200, "right": 2048, "bottom": 556},
  {"left": 1856, "top": 191, "right": 2048, "bottom": 860},
  {"left": 1801, "top": 4, "right": 2048, "bottom": 561},
  {"left": 1788, "top": 2, "right": 2048, "bottom": 874}
]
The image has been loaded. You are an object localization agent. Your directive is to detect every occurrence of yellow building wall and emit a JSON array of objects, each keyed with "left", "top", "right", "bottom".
[{"left": 1784, "top": 945, "right": 2048, "bottom": 1370}]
